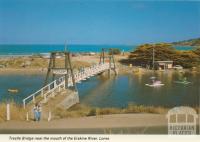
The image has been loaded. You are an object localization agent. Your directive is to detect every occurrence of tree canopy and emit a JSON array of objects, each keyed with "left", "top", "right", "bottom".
[{"left": 125, "top": 43, "right": 200, "bottom": 68}]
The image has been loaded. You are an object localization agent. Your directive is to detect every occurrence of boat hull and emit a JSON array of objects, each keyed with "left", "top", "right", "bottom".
[{"left": 145, "top": 84, "right": 164, "bottom": 87}]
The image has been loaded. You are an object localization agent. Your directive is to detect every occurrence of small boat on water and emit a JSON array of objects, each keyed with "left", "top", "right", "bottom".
[
  {"left": 145, "top": 80, "right": 165, "bottom": 87},
  {"left": 174, "top": 77, "right": 191, "bottom": 85},
  {"left": 8, "top": 89, "right": 19, "bottom": 93},
  {"left": 145, "top": 76, "right": 165, "bottom": 87},
  {"left": 174, "top": 81, "right": 191, "bottom": 85}
]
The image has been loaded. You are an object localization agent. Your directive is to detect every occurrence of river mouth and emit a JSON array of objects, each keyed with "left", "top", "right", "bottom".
[{"left": 0, "top": 71, "right": 199, "bottom": 108}]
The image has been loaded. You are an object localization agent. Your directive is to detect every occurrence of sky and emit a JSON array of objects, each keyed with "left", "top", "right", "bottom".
[{"left": 0, "top": 0, "right": 200, "bottom": 45}]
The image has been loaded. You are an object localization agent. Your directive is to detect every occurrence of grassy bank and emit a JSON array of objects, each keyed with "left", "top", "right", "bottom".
[
  {"left": 0, "top": 103, "right": 169, "bottom": 122},
  {"left": 54, "top": 104, "right": 199, "bottom": 119},
  {"left": 0, "top": 102, "right": 26, "bottom": 122},
  {"left": 0, "top": 102, "right": 199, "bottom": 122}
]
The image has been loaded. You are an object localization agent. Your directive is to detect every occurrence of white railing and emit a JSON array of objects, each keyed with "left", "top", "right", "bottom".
[
  {"left": 22, "top": 63, "right": 111, "bottom": 108},
  {"left": 23, "top": 76, "right": 65, "bottom": 108}
]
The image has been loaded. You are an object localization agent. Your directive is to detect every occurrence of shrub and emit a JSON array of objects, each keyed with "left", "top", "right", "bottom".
[{"left": 87, "top": 108, "right": 97, "bottom": 116}]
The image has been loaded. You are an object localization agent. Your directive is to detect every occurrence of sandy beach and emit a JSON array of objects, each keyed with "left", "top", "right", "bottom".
[{"left": 0, "top": 54, "right": 135, "bottom": 75}]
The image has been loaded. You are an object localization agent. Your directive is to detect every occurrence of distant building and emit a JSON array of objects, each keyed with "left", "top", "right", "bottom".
[{"left": 155, "top": 61, "right": 173, "bottom": 70}]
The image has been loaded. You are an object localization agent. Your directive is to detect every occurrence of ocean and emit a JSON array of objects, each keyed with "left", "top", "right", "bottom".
[{"left": 0, "top": 44, "right": 195, "bottom": 56}]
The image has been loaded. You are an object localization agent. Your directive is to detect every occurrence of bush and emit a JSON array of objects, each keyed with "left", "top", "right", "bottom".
[{"left": 87, "top": 108, "right": 97, "bottom": 116}]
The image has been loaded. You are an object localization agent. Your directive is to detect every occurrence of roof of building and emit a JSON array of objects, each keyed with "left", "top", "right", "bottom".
[{"left": 156, "top": 61, "right": 173, "bottom": 63}]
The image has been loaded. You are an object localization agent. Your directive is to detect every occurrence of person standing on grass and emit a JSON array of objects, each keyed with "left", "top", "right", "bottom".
[
  {"left": 37, "top": 104, "right": 42, "bottom": 121},
  {"left": 33, "top": 103, "right": 38, "bottom": 121}
]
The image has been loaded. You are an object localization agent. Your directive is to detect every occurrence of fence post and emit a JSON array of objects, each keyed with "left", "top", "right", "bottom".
[
  {"left": 44, "top": 94, "right": 47, "bottom": 103},
  {"left": 54, "top": 80, "right": 57, "bottom": 88},
  {"left": 48, "top": 111, "right": 51, "bottom": 122},
  {"left": 41, "top": 89, "right": 44, "bottom": 97},
  {"left": 33, "top": 95, "right": 35, "bottom": 103},
  {"left": 26, "top": 112, "right": 29, "bottom": 121},
  {"left": 23, "top": 100, "right": 26, "bottom": 109},
  {"left": 6, "top": 103, "right": 10, "bottom": 121}
]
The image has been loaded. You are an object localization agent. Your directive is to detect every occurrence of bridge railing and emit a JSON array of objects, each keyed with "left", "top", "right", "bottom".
[
  {"left": 22, "top": 63, "right": 111, "bottom": 108},
  {"left": 23, "top": 76, "right": 65, "bottom": 108}
]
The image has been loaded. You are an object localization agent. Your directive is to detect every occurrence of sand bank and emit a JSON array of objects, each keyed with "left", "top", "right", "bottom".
[{"left": 0, "top": 68, "right": 46, "bottom": 75}]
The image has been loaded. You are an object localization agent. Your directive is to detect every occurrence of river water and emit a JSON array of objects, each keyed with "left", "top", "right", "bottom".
[{"left": 0, "top": 71, "right": 199, "bottom": 108}]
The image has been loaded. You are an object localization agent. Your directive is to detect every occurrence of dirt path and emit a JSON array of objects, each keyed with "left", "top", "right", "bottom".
[{"left": 0, "top": 113, "right": 167, "bottom": 129}]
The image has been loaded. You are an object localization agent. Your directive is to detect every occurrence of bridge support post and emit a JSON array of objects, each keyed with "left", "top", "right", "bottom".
[
  {"left": 99, "top": 48, "right": 117, "bottom": 77},
  {"left": 43, "top": 51, "right": 78, "bottom": 92},
  {"left": 52, "top": 53, "right": 56, "bottom": 81},
  {"left": 108, "top": 55, "right": 112, "bottom": 77},
  {"left": 65, "top": 52, "right": 69, "bottom": 89}
]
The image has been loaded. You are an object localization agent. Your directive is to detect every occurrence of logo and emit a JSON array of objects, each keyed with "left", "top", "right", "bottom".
[{"left": 166, "top": 106, "right": 198, "bottom": 135}]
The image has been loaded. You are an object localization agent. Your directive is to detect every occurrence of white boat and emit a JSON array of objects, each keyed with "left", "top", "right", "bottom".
[
  {"left": 145, "top": 81, "right": 164, "bottom": 87},
  {"left": 145, "top": 83, "right": 165, "bottom": 87}
]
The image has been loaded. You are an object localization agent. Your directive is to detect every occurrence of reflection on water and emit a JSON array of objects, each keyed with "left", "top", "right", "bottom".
[{"left": 0, "top": 71, "right": 199, "bottom": 108}]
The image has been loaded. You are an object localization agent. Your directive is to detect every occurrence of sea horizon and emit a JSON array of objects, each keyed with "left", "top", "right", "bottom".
[{"left": 0, "top": 44, "right": 195, "bottom": 56}]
